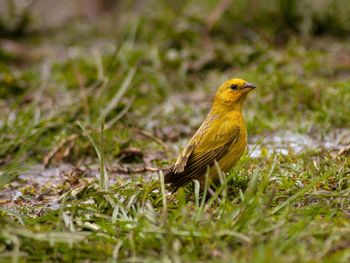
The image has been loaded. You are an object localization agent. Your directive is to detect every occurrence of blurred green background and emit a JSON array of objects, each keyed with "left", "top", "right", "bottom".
[
  {"left": 1, "top": 0, "right": 349, "bottom": 168},
  {"left": 0, "top": 1, "right": 349, "bottom": 261}
]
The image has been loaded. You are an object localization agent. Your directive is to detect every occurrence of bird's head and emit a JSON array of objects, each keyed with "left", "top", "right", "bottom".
[{"left": 213, "top": 78, "right": 256, "bottom": 110}]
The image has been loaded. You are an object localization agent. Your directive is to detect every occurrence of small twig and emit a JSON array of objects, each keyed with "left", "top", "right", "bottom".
[
  {"left": 138, "top": 130, "right": 176, "bottom": 157},
  {"left": 108, "top": 165, "right": 165, "bottom": 174},
  {"left": 338, "top": 145, "right": 350, "bottom": 156},
  {"left": 43, "top": 134, "right": 78, "bottom": 167}
]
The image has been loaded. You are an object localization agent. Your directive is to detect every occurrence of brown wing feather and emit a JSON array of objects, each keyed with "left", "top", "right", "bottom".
[
  {"left": 172, "top": 115, "right": 213, "bottom": 173},
  {"left": 165, "top": 130, "right": 240, "bottom": 192}
]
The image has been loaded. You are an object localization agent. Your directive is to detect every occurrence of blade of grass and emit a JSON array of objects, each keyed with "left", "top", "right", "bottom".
[
  {"left": 271, "top": 169, "right": 334, "bottom": 215},
  {"left": 159, "top": 171, "right": 167, "bottom": 224},
  {"left": 195, "top": 170, "right": 209, "bottom": 222},
  {"left": 0, "top": 208, "right": 25, "bottom": 225},
  {"left": 77, "top": 121, "right": 109, "bottom": 189},
  {"left": 194, "top": 180, "right": 200, "bottom": 207},
  {"left": 100, "top": 67, "right": 136, "bottom": 121},
  {"left": 99, "top": 119, "right": 109, "bottom": 190}
]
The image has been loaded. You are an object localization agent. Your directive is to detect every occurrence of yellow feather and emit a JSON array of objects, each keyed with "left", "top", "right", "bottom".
[{"left": 165, "top": 78, "right": 255, "bottom": 191}]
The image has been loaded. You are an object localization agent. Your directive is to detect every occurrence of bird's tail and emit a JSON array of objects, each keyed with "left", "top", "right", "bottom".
[{"left": 164, "top": 170, "right": 179, "bottom": 193}]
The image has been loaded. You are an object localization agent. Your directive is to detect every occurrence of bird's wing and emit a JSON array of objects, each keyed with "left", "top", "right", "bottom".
[
  {"left": 165, "top": 124, "right": 240, "bottom": 190},
  {"left": 172, "top": 114, "right": 217, "bottom": 173},
  {"left": 172, "top": 120, "right": 210, "bottom": 173}
]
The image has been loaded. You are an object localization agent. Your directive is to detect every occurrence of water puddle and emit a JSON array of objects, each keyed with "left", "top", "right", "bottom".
[
  {"left": 249, "top": 129, "right": 350, "bottom": 157},
  {"left": 0, "top": 164, "right": 96, "bottom": 211}
]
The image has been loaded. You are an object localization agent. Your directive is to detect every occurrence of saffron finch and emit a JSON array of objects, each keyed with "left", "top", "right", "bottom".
[{"left": 164, "top": 78, "right": 256, "bottom": 192}]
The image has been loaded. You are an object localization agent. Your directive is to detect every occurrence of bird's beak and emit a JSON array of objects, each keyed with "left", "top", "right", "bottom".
[{"left": 243, "top": 82, "right": 256, "bottom": 92}]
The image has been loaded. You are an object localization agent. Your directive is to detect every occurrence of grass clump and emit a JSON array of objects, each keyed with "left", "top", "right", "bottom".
[{"left": 1, "top": 151, "right": 349, "bottom": 262}]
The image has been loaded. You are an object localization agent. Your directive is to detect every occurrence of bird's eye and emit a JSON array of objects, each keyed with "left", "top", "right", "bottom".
[{"left": 230, "top": 84, "right": 238, "bottom": 90}]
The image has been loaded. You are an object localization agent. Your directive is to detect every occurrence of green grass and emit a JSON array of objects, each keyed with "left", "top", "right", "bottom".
[
  {"left": 0, "top": 0, "right": 350, "bottom": 262},
  {"left": 1, "top": 151, "right": 349, "bottom": 262}
]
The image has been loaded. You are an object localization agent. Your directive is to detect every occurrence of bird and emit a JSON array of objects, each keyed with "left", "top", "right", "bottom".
[{"left": 164, "top": 78, "right": 256, "bottom": 192}]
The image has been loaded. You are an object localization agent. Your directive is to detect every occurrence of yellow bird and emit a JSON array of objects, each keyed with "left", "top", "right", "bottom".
[{"left": 164, "top": 78, "right": 256, "bottom": 192}]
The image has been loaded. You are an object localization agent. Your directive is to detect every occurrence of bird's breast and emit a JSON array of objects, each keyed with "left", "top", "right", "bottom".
[{"left": 218, "top": 125, "right": 247, "bottom": 172}]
